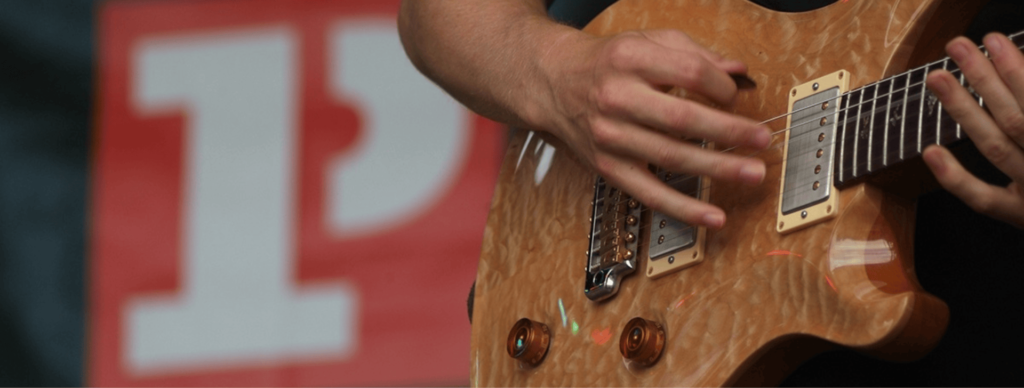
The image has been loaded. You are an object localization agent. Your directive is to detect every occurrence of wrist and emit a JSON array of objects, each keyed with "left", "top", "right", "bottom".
[{"left": 513, "top": 22, "right": 595, "bottom": 136}]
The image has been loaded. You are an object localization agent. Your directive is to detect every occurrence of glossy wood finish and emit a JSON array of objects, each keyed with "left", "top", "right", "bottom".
[{"left": 470, "top": 0, "right": 976, "bottom": 385}]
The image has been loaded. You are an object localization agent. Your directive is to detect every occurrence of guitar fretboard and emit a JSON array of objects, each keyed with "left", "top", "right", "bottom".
[{"left": 833, "top": 31, "right": 1024, "bottom": 186}]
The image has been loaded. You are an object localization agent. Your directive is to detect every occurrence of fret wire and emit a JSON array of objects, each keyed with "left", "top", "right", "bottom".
[
  {"left": 936, "top": 59, "right": 946, "bottom": 148},
  {"left": 868, "top": 82, "right": 879, "bottom": 172},
  {"left": 1012, "top": 30, "right": 1024, "bottom": 46},
  {"left": 841, "top": 89, "right": 859, "bottom": 183},
  {"left": 902, "top": 68, "right": 923, "bottom": 165},
  {"left": 883, "top": 74, "right": 906, "bottom": 165},
  {"left": 853, "top": 86, "right": 866, "bottom": 177},
  {"left": 900, "top": 73, "right": 910, "bottom": 160},
  {"left": 883, "top": 77, "right": 894, "bottom": 166},
  {"left": 940, "top": 60, "right": 961, "bottom": 146},
  {"left": 837, "top": 94, "right": 848, "bottom": 183},
  {"left": 871, "top": 80, "right": 890, "bottom": 172},
  {"left": 957, "top": 71, "right": 965, "bottom": 139},
  {"left": 979, "top": 46, "right": 988, "bottom": 109},
  {"left": 917, "top": 65, "right": 926, "bottom": 154}
]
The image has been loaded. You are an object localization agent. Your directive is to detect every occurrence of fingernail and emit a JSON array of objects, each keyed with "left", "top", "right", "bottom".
[
  {"left": 926, "top": 73, "right": 949, "bottom": 96},
  {"left": 739, "top": 163, "right": 766, "bottom": 185},
  {"left": 752, "top": 128, "right": 771, "bottom": 149},
  {"left": 985, "top": 35, "right": 1003, "bottom": 56},
  {"left": 703, "top": 212, "right": 725, "bottom": 229},
  {"left": 923, "top": 145, "right": 947, "bottom": 175},
  {"left": 948, "top": 41, "right": 969, "bottom": 62}
]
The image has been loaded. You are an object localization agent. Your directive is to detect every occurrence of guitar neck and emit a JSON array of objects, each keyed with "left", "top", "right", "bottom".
[{"left": 833, "top": 31, "right": 1024, "bottom": 187}]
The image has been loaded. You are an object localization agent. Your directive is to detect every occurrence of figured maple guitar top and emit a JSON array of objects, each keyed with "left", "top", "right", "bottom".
[{"left": 470, "top": 0, "right": 984, "bottom": 386}]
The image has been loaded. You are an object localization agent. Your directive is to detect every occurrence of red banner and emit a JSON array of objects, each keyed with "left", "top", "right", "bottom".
[{"left": 92, "top": 0, "right": 501, "bottom": 385}]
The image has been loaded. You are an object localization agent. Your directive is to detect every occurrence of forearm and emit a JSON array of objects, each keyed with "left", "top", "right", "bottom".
[{"left": 398, "top": 0, "right": 585, "bottom": 130}]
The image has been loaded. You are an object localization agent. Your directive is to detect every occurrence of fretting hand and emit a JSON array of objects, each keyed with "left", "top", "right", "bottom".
[{"left": 925, "top": 33, "right": 1024, "bottom": 229}]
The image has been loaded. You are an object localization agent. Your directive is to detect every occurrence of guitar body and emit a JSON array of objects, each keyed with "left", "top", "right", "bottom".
[{"left": 470, "top": 0, "right": 985, "bottom": 385}]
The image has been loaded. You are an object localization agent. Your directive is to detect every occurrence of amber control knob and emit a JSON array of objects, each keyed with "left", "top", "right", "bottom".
[
  {"left": 619, "top": 317, "right": 665, "bottom": 367},
  {"left": 506, "top": 318, "right": 551, "bottom": 366}
]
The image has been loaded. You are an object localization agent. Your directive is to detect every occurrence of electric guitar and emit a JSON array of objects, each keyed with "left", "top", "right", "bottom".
[{"left": 469, "top": 0, "right": 1002, "bottom": 385}]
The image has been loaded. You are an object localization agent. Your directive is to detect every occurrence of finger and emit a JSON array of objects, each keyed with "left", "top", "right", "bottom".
[
  {"left": 927, "top": 70, "right": 1024, "bottom": 183},
  {"left": 596, "top": 153, "right": 727, "bottom": 228},
  {"left": 601, "top": 82, "right": 772, "bottom": 149},
  {"left": 639, "top": 29, "right": 747, "bottom": 74},
  {"left": 641, "top": 52, "right": 737, "bottom": 105},
  {"left": 946, "top": 37, "right": 1024, "bottom": 147},
  {"left": 620, "top": 39, "right": 740, "bottom": 106},
  {"left": 923, "top": 145, "right": 1024, "bottom": 228},
  {"left": 984, "top": 33, "right": 1024, "bottom": 147},
  {"left": 590, "top": 118, "right": 766, "bottom": 186},
  {"left": 711, "top": 57, "right": 747, "bottom": 76}
]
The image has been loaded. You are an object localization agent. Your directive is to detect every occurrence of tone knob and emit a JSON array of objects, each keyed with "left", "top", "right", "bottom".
[
  {"left": 619, "top": 317, "right": 665, "bottom": 367},
  {"left": 507, "top": 318, "right": 551, "bottom": 366}
]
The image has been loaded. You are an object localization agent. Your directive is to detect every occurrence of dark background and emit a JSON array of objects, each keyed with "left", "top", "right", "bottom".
[{"left": 0, "top": 0, "right": 92, "bottom": 385}]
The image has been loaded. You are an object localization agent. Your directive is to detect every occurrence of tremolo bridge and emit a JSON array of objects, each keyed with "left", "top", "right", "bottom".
[
  {"left": 584, "top": 179, "right": 641, "bottom": 302},
  {"left": 584, "top": 168, "right": 708, "bottom": 302}
]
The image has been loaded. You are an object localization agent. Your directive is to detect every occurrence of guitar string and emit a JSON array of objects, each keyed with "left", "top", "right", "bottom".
[
  {"left": 662, "top": 32, "right": 1024, "bottom": 193},
  {"left": 594, "top": 93, "right": 967, "bottom": 241},
  {"left": 586, "top": 35, "right": 1024, "bottom": 259},
  {"left": 588, "top": 34, "right": 1024, "bottom": 212},
  {"left": 704, "top": 37, "right": 1021, "bottom": 174},
  {"left": 591, "top": 51, "right": 1004, "bottom": 214}
]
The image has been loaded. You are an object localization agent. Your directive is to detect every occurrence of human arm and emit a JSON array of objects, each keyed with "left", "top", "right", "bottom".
[
  {"left": 398, "top": 0, "right": 771, "bottom": 228},
  {"left": 924, "top": 33, "right": 1024, "bottom": 228}
]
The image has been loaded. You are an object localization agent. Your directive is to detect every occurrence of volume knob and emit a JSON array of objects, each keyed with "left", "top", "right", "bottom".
[
  {"left": 507, "top": 318, "right": 551, "bottom": 366},
  {"left": 619, "top": 317, "right": 665, "bottom": 367}
]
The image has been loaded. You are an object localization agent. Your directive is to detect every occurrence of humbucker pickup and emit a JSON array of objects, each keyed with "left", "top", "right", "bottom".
[
  {"left": 645, "top": 167, "right": 706, "bottom": 279},
  {"left": 777, "top": 70, "right": 849, "bottom": 234}
]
